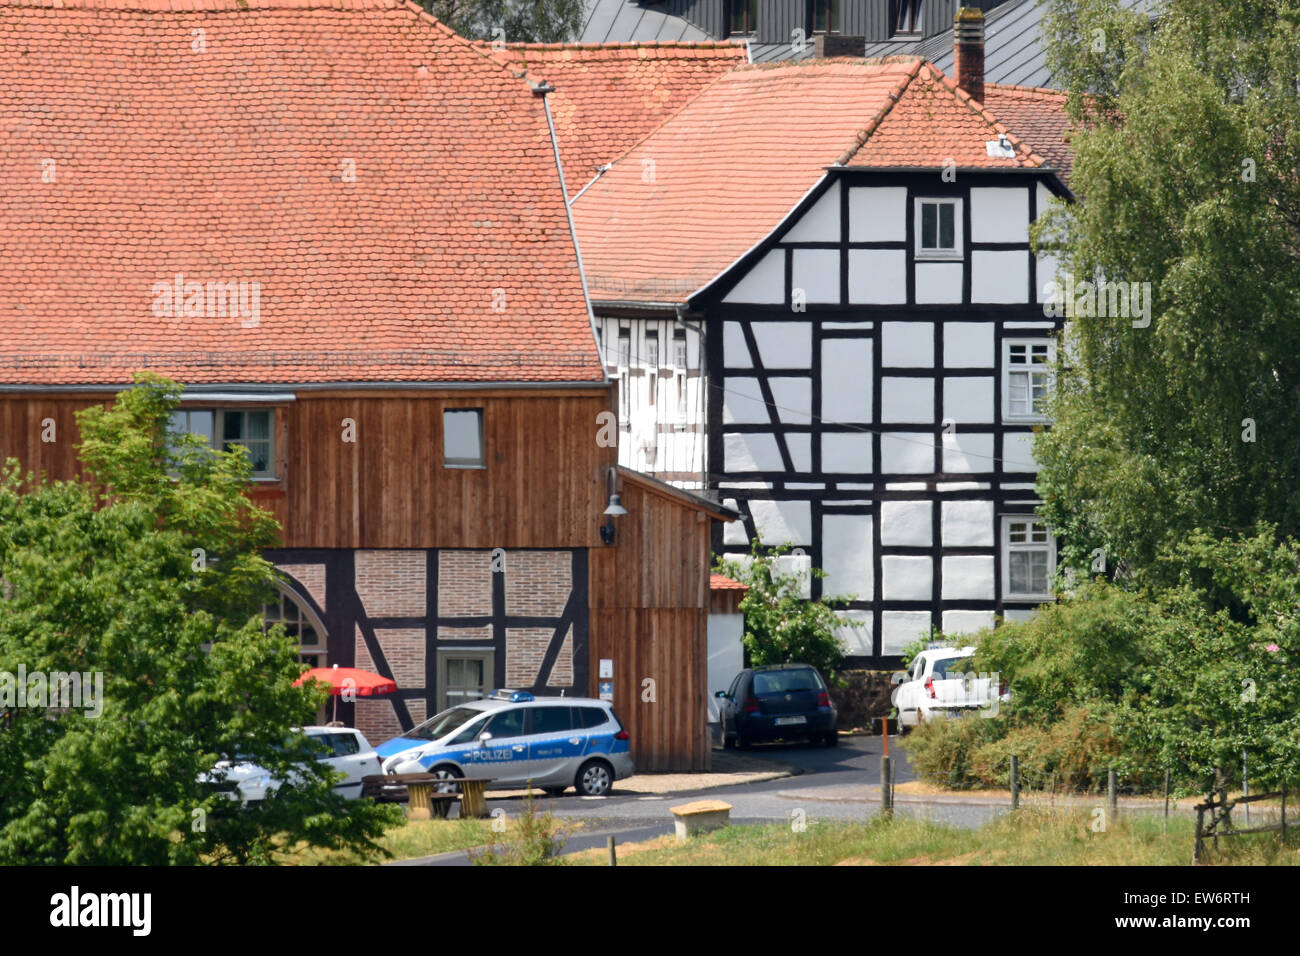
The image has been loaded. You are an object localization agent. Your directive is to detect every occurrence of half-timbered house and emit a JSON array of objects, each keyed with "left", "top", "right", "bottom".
[
  {"left": 574, "top": 13, "right": 1073, "bottom": 666},
  {"left": 0, "top": 0, "right": 734, "bottom": 769}
]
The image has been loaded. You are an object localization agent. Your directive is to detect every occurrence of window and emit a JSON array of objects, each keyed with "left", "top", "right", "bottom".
[
  {"left": 528, "top": 706, "right": 576, "bottom": 735},
  {"left": 616, "top": 327, "right": 630, "bottom": 369},
  {"left": 729, "top": 0, "right": 757, "bottom": 35},
  {"left": 916, "top": 198, "right": 961, "bottom": 259},
  {"left": 618, "top": 368, "right": 631, "bottom": 430},
  {"left": 672, "top": 331, "right": 689, "bottom": 423},
  {"left": 483, "top": 708, "right": 525, "bottom": 738},
  {"left": 647, "top": 331, "right": 659, "bottom": 407},
  {"left": 672, "top": 331, "right": 688, "bottom": 370},
  {"left": 1004, "top": 340, "right": 1054, "bottom": 420},
  {"left": 448, "top": 716, "right": 489, "bottom": 746},
  {"left": 892, "top": 0, "right": 922, "bottom": 35},
  {"left": 264, "top": 586, "right": 327, "bottom": 668},
  {"left": 577, "top": 706, "right": 609, "bottom": 729},
  {"left": 1003, "top": 516, "right": 1055, "bottom": 600},
  {"left": 443, "top": 408, "right": 484, "bottom": 468},
  {"left": 437, "top": 650, "right": 493, "bottom": 713},
  {"left": 169, "top": 408, "right": 275, "bottom": 477},
  {"left": 813, "top": 0, "right": 840, "bottom": 33}
]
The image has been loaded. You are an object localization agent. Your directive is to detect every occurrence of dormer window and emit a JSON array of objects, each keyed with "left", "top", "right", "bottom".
[
  {"left": 729, "top": 0, "right": 757, "bottom": 35},
  {"left": 812, "top": 0, "right": 841, "bottom": 34},
  {"left": 915, "top": 198, "right": 962, "bottom": 260},
  {"left": 892, "top": 0, "right": 923, "bottom": 36}
]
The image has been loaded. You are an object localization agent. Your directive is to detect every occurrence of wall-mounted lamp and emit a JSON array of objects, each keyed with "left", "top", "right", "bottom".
[{"left": 600, "top": 466, "right": 628, "bottom": 545}]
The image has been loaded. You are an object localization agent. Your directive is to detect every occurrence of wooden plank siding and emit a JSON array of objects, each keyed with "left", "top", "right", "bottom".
[{"left": 588, "top": 470, "right": 724, "bottom": 770}]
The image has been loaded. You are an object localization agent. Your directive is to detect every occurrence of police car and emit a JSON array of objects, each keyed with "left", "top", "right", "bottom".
[{"left": 376, "top": 691, "right": 633, "bottom": 797}]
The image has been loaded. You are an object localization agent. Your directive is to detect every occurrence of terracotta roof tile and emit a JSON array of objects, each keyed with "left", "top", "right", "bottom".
[
  {"left": 478, "top": 40, "right": 748, "bottom": 196},
  {"left": 710, "top": 573, "right": 747, "bottom": 591},
  {"left": 982, "top": 83, "right": 1075, "bottom": 184},
  {"left": 573, "top": 57, "right": 1056, "bottom": 304},
  {"left": 0, "top": 0, "right": 604, "bottom": 385}
]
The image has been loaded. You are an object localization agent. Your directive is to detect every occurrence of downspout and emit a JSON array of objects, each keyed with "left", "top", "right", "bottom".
[{"left": 534, "top": 81, "right": 605, "bottom": 381}]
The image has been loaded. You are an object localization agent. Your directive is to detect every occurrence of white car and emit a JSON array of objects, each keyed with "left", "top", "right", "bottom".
[
  {"left": 202, "top": 726, "right": 383, "bottom": 804},
  {"left": 891, "top": 647, "right": 1007, "bottom": 728}
]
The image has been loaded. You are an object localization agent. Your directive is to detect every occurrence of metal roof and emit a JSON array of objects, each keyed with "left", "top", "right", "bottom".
[{"left": 578, "top": 0, "right": 714, "bottom": 43}]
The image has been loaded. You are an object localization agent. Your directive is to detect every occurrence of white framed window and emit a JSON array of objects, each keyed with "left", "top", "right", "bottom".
[
  {"left": 169, "top": 408, "right": 276, "bottom": 478},
  {"left": 915, "top": 198, "right": 961, "bottom": 260},
  {"left": 443, "top": 408, "right": 485, "bottom": 468},
  {"left": 1002, "top": 515, "right": 1055, "bottom": 600},
  {"left": 618, "top": 368, "right": 631, "bottom": 429},
  {"left": 616, "top": 328, "right": 631, "bottom": 370},
  {"left": 1003, "top": 339, "right": 1054, "bottom": 421},
  {"left": 672, "top": 331, "right": 688, "bottom": 369},
  {"left": 645, "top": 331, "right": 660, "bottom": 368},
  {"left": 264, "top": 585, "right": 328, "bottom": 668}
]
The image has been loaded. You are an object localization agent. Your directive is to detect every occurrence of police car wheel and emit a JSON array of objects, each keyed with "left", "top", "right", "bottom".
[
  {"left": 431, "top": 765, "right": 462, "bottom": 794},
  {"left": 575, "top": 760, "right": 613, "bottom": 797}
]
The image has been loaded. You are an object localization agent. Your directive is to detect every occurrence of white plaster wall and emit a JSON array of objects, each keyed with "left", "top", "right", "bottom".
[
  {"left": 970, "top": 187, "right": 1029, "bottom": 243},
  {"left": 882, "top": 556, "right": 933, "bottom": 601},
  {"left": 821, "top": 513, "right": 874, "bottom": 599},
  {"left": 972, "top": 249, "right": 1029, "bottom": 303},
  {"left": 721, "top": 498, "right": 748, "bottom": 545},
  {"left": 848, "top": 249, "right": 907, "bottom": 304},
  {"left": 1003, "top": 431, "right": 1040, "bottom": 473},
  {"left": 707, "top": 612, "right": 745, "bottom": 720},
  {"left": 944, "top": 323, "right": 995, "bottom": 368},
  {"left": 1036, "top": 182, "right": 1056, "bottom": 220},
  {"left": 1003, "top": 607, "right": 1039, "bottom": 623},
  {"left": 834, "top": 610, "right": 874, "bottom": 656},
  {"left": 723, "top": 321, "right": 752, "bottom": 368},
  {"left": 783, "top": 180, "right": 841, "bottom": 242},
  {"left": 880, "top": 500, "right": 931, "bottom": 546},
  {"left": 942, "top": 610, "right": 996, "bottom": 636},
  {"left": 849, "top": 186, "right": 907, "bottom": 241},
  {"left": 943, "top": 432, "right": 994, "bottom": 473},
  {"left": 775, "top": 553, "right": 813, "bottom": 598},
  {"left": 792, "top": 249, "right": 841, "bottom": 305},
  {"left": 882, "top": 321, "right": 934, "bottom": 368},
  {"left": 941, "top": 500, "right": 994, "bottom": 547},
  {"left": 941, "top": 555, "right": 996, "bottom": 600},
  {"left": 821, "top": 432, "right": 873, "bottom": 473},
  {"left": 722, "top": 377, "right": 768, "bottom": 424},
  {"left": 748, "top": 498, "right": 811, "bottom": 545},
  {"left": 723, "top": 249, "right": 785, "bottom": 304},
  {"left": 915, "top": 262, "right": 963, "bottom": 304},
  {"left": 752, "top": 322, "right": 812, "bottom": 369},
  {"left": 881, "top": 376, "right": 934, "bottom": 423},
  {"left": 882, "top": 610, "right": 932, "bottom": 654},
  {"left": 770, "top": 377, "right": 813, "bottom": 425},
  {"left": 881, "top": 432, "right": 934, "bottom": 473},
  {"left": 1037, "top": 254, "right": 1063, "bottom": 304},
  {"left": 821, "top": 338, "right": 873, "bottom": 422},
  {"left": 724, "top": 432, "right": 783, "bottom": 472},
  {"left": 943, "top": 376, "right": 995, "bottom": 424},
  {"left": 786, "top": 433, "right": 811, "bottom": 474}
]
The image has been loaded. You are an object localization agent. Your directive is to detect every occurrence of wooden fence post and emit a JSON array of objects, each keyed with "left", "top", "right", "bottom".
[
  {"left": 1010, "top": 755, "right": 1019, "bottom": 810},
  {"left": 1163, "top": 769, "right": 1170, "bottom": 834},
  {"left": 1108, "top": 769, "right": 1117, "bottom": 817},
  {"left": 881, "top": 755, "right": 893, "bottom": 818},
  {"left": 607, "top": 835, "right": 617, "bottom": 867}
]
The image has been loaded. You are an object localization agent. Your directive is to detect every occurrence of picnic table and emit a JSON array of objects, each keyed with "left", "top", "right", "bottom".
[{"left": 361, "top": 773, "right": 490, "bottom": 819}]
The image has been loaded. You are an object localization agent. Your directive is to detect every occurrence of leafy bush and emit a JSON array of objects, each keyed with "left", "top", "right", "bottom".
[
  {"left": 904, "top": 717, "right": 1000, "bottom": 790},
  {"left": 470, "top": 790, "right": 567, "bottom": 866}
]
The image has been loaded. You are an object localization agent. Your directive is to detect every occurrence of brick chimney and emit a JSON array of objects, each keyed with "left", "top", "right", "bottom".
[
  {"left": 953, "top": 7, "right": 986, "bottom": 105},
  {"left": 814, "top": 34, "right": 866, "bottom": 58}
]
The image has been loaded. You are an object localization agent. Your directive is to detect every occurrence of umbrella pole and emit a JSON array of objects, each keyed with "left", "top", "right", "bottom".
[{"left": 332, "top": 693, "right": 338, "bottom": 724}]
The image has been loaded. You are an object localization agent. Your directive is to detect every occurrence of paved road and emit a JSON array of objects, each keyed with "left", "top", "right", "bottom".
[{"left": 402, "top": 735, "right": 1014, "bottom": 866}]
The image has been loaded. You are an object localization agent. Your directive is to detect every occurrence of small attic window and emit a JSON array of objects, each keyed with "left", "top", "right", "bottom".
[
  {"left": 891, "top": 0, "right": 923, "bottom": 36},
  {"left": 915, "top": 198, "right": 962, "bottom": 260}
]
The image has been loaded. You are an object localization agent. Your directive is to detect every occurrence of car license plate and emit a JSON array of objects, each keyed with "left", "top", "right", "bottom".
[{"left": 775, "top": 716, "right": 806, "bottom": 726}]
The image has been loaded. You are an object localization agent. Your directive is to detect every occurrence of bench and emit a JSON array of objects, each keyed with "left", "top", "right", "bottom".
[
  {"left": 360, "top": 773, "right": 490, "bottom": 819},
  {"left": 669, "top": 799, "right": 732, "bottom": 841}
]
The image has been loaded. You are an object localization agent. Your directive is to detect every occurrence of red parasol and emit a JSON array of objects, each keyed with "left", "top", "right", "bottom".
[{"left": 294, "top": 664, "right": 397, "bottom": 722}]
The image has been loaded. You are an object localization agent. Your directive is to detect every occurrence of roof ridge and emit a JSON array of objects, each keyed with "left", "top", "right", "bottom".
[
  {"left": 985, "top": 81, "right": 1068, "bottom": 99},
  {"left": 476, "top": 40, "right": 748, "bottom": 53},
  {"left": 0, "top": 0, "right": 405, "bottom": 8},
  {"left": 834, "top": 58, "right": 925, "bottom": 166}
]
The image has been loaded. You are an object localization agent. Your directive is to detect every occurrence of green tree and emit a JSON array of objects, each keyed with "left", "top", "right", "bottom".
[
  {"left": 0, "top": 373, "right": 400, "bottom": 864},
  {"left": 421, "top": 0, "right": 585, "bottom": 43},
  {"left": 1035, "top": 0, "right": 1300, "bottom": 582},
  {"left": 713, "top": 539, "right": 859, "bottom": 682}
]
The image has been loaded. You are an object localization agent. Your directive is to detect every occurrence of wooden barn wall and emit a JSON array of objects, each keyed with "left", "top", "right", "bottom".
[
  {"left": 588, "top": 478, "right": 715, "bottom": 771},
  {"left": 0, "top": 389, "right": 616, "bottom": 551}
]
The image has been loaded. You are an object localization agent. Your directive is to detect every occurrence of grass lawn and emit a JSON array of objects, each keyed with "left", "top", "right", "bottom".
[{"left": 564, "top": 808, "right": 1300, "bottom": 866}]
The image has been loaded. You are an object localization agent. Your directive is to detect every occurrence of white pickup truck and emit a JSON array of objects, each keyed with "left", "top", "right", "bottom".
[{"left": 891, "top": 647, "right": 1007, "bottom": 728}]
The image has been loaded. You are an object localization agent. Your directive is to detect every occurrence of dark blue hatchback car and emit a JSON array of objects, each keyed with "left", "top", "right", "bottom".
[{"left": 716, "top": 664, "right": 838, "bottom": 748}]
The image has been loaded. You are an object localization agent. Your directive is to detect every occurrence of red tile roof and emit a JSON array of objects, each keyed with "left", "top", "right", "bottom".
[
  {"left": 573, "top": 57, "right": 1062, "bottom": 305},
  {"left": 710, "top": 573, "right": 748, "bottom": 591},
  {"left": 0, "top": 0, "right": 603, "bottom": 386},
  {"left": 479, "top": 41, "right": 748, "bottom": 197},
  {"left": 983, "top": 83, "right": 1075, "bottom": 184}
]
